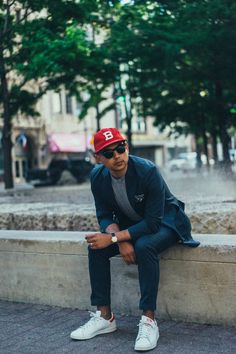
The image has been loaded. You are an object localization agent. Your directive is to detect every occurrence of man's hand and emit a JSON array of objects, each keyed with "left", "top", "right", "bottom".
[
  {"left": 85, "top": 233, "right": 112, "bottom": 250},
  {"left": 118, "top": 242, "right": 136, "bottom": 265}
]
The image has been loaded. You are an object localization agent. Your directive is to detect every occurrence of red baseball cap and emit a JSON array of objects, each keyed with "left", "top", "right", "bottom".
[{"left": 93, "top": 128, "right": 126, "bottom": 153}]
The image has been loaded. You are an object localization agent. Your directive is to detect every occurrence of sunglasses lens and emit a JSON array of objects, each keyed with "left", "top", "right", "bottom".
[
  {"left": 102, "top": 151, "right": 114, "bottom": 159},
  {"left": 116, "top": 145, "right": 126, "bottom": 154},
  {"left": 101, "top": 142, "right": 126, "bottom": 159}
]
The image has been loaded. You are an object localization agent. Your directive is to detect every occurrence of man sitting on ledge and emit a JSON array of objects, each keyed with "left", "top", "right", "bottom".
[{"left": 70, "top": 128, "right": 200, "bottom": 352}]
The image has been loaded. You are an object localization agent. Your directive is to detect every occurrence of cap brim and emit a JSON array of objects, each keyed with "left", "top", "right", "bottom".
[{"left": 95, "top": 138, "right": 126, "bottom": 153}]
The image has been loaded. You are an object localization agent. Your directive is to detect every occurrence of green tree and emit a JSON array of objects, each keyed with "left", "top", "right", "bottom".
[
  {"left": 103, "top": 2, "right": 178, "bottom": 147},
  {"left": 72, "top": 3, "right": 119, "bottom": 132},
  {"left": 103, "top": 0, "right": 236, "bottom": 167},
  {"left": 171, "top": 0, "right": 236, "bottom": 166},
  {"left": 0, "top": 0, "right": 92, "bottom": 189}
]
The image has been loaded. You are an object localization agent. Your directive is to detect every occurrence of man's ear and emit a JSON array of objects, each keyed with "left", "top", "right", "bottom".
[
  {"left": 125, "top": 142, "right": 129, "bottom": 154},
  {"left": 94, "top": 153, "right": 102, "bottom": 164}
]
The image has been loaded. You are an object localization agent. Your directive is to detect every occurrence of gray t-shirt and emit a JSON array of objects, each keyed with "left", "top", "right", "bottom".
[{"left": 111, "top": 175, "right": 142, "bottom": 222}]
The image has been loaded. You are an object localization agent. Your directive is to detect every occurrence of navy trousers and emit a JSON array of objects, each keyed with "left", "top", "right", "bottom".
[{"left": 88, "top": 225, "right": 179, "bottom": 311}]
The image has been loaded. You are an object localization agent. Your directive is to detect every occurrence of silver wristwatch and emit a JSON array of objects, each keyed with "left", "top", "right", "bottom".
[{"left": 111, "top": 232, "right": 118, "bottom": 243}]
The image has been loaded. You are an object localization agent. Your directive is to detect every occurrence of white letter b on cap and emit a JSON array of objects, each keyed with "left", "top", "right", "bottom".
[{"left": 103, "top": 131, "right": 113, "bottom": 140}]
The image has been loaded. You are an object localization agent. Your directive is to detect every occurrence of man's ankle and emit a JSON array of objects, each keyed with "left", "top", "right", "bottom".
[
  {"left": 97, "top": 306, "right": 112, "bottom": 320},
  {"left": 143, "top": 310, "right": 155, "bottom": 320}
]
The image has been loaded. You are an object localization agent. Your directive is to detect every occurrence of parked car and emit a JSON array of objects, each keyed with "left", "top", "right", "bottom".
[
  {"left": 166, "top": 152, "right": 197, "bottom": 172},
  {"left": 26, "top": 157, "right": 94, "bottom": 186},
  {"left": 166, "top": 152, "right": 213, "bottom": 172}
]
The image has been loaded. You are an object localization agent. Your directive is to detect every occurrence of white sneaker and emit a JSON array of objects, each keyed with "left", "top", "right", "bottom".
[
  {"left": 134, "top": 315, "right": 159, "bottom": 351},
  {"left": 70, "top": 311, "right": 117, "bottom": 340}
]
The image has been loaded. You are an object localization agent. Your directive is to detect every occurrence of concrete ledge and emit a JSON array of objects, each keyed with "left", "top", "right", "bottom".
[
  {"left": 0, "top": 231, "right": 235, "bottom": 326},
  {"left": 0, "top": 204, "right": 236, "bottom": 234}
]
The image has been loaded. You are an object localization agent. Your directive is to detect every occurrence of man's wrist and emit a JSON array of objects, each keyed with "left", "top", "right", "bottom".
[
  {"left": 105, "top": 224, "right": 120, "bottom": 234},
  {"left": 106, "top": 229, "right": 131, "bottom": 243},
  {"left": 110, "top": 232, "right": 118, "bottom": 243}
]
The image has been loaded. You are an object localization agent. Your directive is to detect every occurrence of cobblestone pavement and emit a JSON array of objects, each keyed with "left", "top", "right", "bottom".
[
  {"left": 0, "top": 183, "right": 94, "bottom": 205},
  {"left": 0, "top": 301, "right": 235, "bottom": 354}
]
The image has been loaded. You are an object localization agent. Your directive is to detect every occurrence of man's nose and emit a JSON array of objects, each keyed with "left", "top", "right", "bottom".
[{"left": 113, "top": 150, "right": 120, "bottom": 158}]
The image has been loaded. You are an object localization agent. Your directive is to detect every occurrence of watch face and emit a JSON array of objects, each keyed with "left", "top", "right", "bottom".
[{"left": 112, "top": 236, "right": 118, "bottom": 243}]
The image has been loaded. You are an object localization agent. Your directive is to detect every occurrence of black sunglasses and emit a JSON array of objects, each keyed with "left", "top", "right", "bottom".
[{"left": 100, "top": 142, "right": 126, "bottom": 159}]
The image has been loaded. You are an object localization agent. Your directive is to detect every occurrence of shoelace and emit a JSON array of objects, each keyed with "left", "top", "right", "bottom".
[
  {"left": 80, "top": 311, "right": 103, "bottom": 330},
  {"left": 137, "top": 320, "right": 153, "bottom": 341}
]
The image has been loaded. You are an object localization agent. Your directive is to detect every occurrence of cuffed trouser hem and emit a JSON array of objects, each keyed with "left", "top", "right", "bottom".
[
  {"left": 91, "top": 302, "right": 111, "bottom": 307},
  {"left": 139, "top": 305, "right": 156, "bottom": 311}
]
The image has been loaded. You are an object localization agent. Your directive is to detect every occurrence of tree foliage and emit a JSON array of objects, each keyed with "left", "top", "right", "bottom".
[
  {"left": 1, "top": 0, "right": 236, "bottom": 189},
  {"left": 0, "top": 0, "right": 101, "bottom": 188},
  {"left": 101, "top": 0, "right": 236, "bottom": 164}
]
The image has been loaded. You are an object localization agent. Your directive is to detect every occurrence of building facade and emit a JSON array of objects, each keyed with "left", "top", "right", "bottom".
[{"left": 0, "top": 86, "right": 192, "bottom": 184}]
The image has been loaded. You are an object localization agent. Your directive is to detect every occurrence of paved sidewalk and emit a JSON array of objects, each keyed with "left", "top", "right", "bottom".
[{"left": 0, "top": 301, "right": 235, "bottom": 354}]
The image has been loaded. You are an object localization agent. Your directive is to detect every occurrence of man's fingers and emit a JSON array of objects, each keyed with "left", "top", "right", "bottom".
[
  {"left": 86, "top": 238, "right": 93, "bottom": 244},
  {"left": 123, "top": 253, "right": 136, "bottom": 265},
  {"left": 85, "top": 235, "right": 97, "bottom": 242},
  {"left": 85, "top": 234, "right": 95, "bottom": 240},
  {"left": 86, "top": 239, "right": 96, "bottom": 248}
]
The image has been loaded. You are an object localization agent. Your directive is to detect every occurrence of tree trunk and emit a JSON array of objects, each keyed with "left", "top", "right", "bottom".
[
  {"left": 124, "top": 95, "right": 132, "bottom": 150},
  {"left": 211, "top": 128, "right": 219, "bottom": 164},
  {"left": 118, "top": 80, "right": 133, "bottom": 149},
  {"left": 113, "top": 84, "right": 119, "bottom": 128},
  {"left": 215, "top": 81, "right": 231, "bottom": 165},
  {"left": 202, "top": 130, "right": 210, "bottom": 168},
  {"left": 195, "top": 134, "right": 202, "bottom": 172},
  {"left": 96, "top": 104, "right": 100, "bottom": 132},
  {"left": 0, "top": 46, "right": 14, "bottom": 189}
]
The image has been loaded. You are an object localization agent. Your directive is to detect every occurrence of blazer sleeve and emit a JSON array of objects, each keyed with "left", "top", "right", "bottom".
[
  {"left": 91, "top": 176, "right": 115, "bottom": 232},
  {"left": 128, "top": 166, "right": 165, "bottom": 241}
]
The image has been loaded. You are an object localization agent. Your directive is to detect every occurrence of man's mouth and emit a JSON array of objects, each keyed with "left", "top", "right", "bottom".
[{"left": 115, "top": 161, "right": 124, "bottom": 166}]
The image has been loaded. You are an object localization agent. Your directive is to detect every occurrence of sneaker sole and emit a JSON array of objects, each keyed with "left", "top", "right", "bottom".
[
  {"left": 134, "top": 343, "right": 157, "bottom": 351},
  {"left": 70, "top": 326, "right": 117, "bottom": 340},
  {"left": 134, "top": 336, "right": 159, "bottom": 351}
]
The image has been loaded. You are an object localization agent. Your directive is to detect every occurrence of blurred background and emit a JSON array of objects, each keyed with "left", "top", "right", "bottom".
[{"left": 0, "top": 0, "right": 236, "bottom": 189}]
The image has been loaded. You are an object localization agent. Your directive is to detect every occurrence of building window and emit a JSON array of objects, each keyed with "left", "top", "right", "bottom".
[
  {"left": 133, "top": 115, "right": 146, "bottom": 133},
  {"left": 76, "top": 101, "right": 82, "bottom": 116},
  {"left": 66, "top": 95, "right": 73, "bottom": 114}
]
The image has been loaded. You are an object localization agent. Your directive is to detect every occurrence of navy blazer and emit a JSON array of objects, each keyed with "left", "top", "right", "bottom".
[{"left": 90, "top": 155, "right": 200, "bottom": 247}]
